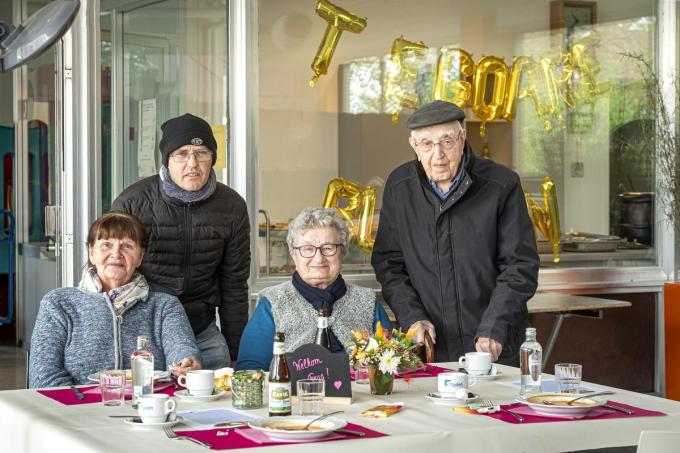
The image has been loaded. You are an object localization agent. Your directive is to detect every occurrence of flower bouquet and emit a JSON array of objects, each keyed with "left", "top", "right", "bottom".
[{"left": 348, "top": 322, "right": 422, "bottom": 394}]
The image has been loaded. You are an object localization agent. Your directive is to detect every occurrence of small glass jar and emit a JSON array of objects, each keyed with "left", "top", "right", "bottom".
[{"left": 231, "top": 369, "right": 265, "bottom": 409}]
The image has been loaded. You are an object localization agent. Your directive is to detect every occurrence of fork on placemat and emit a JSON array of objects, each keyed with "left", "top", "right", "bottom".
[
  {"left": 481, "top": 399, "right": 525, "bottom": 422},
  {"left": 163, "top": 426, "right": 211, "bottom": 448}
]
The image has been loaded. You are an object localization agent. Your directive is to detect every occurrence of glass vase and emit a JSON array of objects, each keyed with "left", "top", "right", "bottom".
[{"left": 368, "top": 367, "right": 394, "bottom": 395}]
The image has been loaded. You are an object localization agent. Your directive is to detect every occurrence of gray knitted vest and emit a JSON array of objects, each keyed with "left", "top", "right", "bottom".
[{"left": 261, "top": 281, "right": 375, "bottom": 352}]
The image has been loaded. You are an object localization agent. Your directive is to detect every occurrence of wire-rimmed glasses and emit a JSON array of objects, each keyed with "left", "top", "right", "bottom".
[
  {"left": 293, "top": 243, "right": 343, "bottom": 258},
  {"left": 413, "top": 131, "right": 464, "bottom": 153},
  {"left": 170, "top": 150, "right": 213, "bottom": 163}
]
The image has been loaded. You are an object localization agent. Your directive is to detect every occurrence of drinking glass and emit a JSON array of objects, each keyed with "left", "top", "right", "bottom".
[
  {"left": 296, "top": 379, "right": 325, "bottom": 416},
  {"left": 100, "top": 370, "right": 126, "bottom": 406},
  {"left": 354, "top": 365, "right": 369, "bottom": 385},
  {"left": 555, "top": 363, "right": 582, "bottom": 394}
]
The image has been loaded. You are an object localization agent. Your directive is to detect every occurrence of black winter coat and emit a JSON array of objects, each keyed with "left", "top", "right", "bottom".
[
  {"left": 371, "top": 144, "right": 539, "bottom": 364},
  {"left": 112, "top": 176, "right": 251, "bottom": 360}
]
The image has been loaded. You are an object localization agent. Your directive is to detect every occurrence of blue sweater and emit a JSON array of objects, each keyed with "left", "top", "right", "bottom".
[
  {"left": 236, "top": 297, "right": 392, "bottom": 371},
  {"left": 29, "top": 287, "right": 200, "bottom": 388}
]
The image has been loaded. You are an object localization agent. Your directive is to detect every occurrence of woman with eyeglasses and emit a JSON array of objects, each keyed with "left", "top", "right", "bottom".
[{"left": 235, "top": 207, "right": 391, "bottom": 371}]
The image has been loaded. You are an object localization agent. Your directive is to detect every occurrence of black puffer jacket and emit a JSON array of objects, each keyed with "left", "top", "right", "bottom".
[
  {"left": 112, "top": 176, "right": 250, "bottom": 360},
  {"left": 371, "top": 143, "right": 539, "bottom": 364}
]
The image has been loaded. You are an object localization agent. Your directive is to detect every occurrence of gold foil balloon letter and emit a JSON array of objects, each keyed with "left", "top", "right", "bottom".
[
  {"left": 384, "top": 35, "right": 428, "bottom": 123},
  {"left": 310, "top": 0, "right": 367, "bottom": 87},
  {"left": 322, "top": 177, "right": 376, "bottom": 253},
  {"left": 433, "top": 47, "right": 475, "bottom": 108},
  {"left": 471, "top": 56, "right": 508, "bottom": 137},
  {"left": 524, "top": 177, "right": 561, "bottom": 263}
]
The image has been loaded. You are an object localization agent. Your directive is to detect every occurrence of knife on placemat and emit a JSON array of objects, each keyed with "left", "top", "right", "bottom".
[{"left": 70, "top": 385, "right": 85, "bottom": 400}]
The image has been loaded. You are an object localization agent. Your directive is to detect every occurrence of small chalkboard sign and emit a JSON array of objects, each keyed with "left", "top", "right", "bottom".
[{"left": 286, "top": 343, "right": 352, "bottom": 405}]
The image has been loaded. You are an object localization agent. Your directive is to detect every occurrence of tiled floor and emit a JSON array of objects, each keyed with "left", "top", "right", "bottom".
[{"left": 0, "top": 345, "right": 26, "bottom": 390}]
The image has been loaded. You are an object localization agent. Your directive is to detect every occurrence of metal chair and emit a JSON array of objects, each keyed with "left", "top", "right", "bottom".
[{"left": 637, "top": 430, "right": 680, "bottom": 453}]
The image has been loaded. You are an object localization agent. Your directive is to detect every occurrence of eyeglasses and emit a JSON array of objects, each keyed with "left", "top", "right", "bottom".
[
  {"left": 293, "top": 243, "right": 343, "bottom": 258},
  {"left": 170, "top": 150, "right": 213, "bottom": 163},
  {"left": 414, "top": 131, "right": 464, "bottom": 153}
]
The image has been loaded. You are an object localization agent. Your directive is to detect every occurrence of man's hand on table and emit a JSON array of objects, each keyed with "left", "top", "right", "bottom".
[
  {"left": 409, "top": 320, "right": 436, "bottom": 344},
  {"left": 475, "top": 337, "right": 502, "bottom": 361},
  {"left": 170, "top": 356, "right": 202, "bottom": 377}
]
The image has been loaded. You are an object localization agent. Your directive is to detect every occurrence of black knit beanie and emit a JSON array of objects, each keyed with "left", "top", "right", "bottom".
[{"left": 159, "top": 113, "right": 217, "bottom": 167}]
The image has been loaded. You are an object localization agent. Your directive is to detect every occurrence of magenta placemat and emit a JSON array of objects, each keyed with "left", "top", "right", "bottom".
[
  {"left": 484, "top": 401, "right": 666, "bottom": 424},
  {"left": 37, "top": 384, "right": 176, "bottom": 406},
  {"left": 351, "top": 364, "right": 452, "bottom": 381},
  {"left": 174, "top": 422, "right": 387, "bottom": 450},
  {"left": 82, "top": 381, "right": 175, "bottom": 397}
]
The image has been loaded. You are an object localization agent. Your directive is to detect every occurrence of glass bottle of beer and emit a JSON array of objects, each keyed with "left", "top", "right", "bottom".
[
  {"left": 314, "top": 308, "right": 331, "bottom": 350},
  {"left": 268, "top": 332, "right": 291, "bottom": 416}
]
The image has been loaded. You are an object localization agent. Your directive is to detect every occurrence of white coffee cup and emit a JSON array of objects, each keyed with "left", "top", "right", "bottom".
[
  {"left": 138, "top": 394, "right": 176, "bottom": 424},
  {"left": 458, "top": 352, "right": 492, "bottom": 376},
  {"left": 177, "top": 369, "right": 215, "bottom": 396},
  {"left": 438, "top": 371, "right": 476, "bottom": 396}
]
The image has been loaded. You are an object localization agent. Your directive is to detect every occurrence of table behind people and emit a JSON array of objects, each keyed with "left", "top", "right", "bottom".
[
  {"left": 236, "top": 207, "right": 392, "bottom": 371},
  {"left": 111, "top": 113, "right": 251, "bottom": 370},
  {"left": 28, "top": 211, "right": 201, "bottom": 388}
]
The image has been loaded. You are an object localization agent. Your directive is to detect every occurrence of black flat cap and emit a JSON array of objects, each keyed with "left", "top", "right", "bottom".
[{"left": 406, "top": 100, "right": 465, "bottom": 130}]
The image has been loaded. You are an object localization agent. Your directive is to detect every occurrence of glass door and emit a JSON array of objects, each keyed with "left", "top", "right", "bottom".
[
  {"left": 101, "top": 0, "right": 229, "bottom": 206},
  {"left": 16, "top": 0, "right": 61, "bottom": 347}
]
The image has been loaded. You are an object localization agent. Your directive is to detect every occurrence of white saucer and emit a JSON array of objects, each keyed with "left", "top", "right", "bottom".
[
  {"left": 123, "top": 415, "right": 183, "bottom": 429},
  {"left": 174, "top": 389, "right": 227, "bottom": 402},
  {"left": 425, "top": 392, "right": 479, "bottom": 406},
  {"left": 468, "top": 365, "right": 501, "bottom": 381}
]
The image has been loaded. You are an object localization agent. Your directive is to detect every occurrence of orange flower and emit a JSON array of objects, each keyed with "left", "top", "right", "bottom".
[
  {"left": 375, "top": 321, "right": 384, "bottom": 339},
  {"left": 405, "top": 326, "right": 417, "bottom": 342}
]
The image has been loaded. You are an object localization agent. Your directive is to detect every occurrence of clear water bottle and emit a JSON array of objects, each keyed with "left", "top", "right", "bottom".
[
  {"left": 131, "top": 335, "right": 154, "bottom": 408},
  {"left": 520, "top": 327, "right": 542, "bottom": 395}
]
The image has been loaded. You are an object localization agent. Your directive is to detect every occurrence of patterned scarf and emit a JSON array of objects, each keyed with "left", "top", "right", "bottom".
[
  {"left": 79, "top": 266, "right": 150, "bottom": 316},
  {"left": 159, "top": 165, "right": 217, "bottom": 203}
]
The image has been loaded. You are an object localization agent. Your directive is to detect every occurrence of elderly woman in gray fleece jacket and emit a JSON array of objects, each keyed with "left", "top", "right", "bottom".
[{"left": 29, "top": 212, "right": 201, "bottom": 388}]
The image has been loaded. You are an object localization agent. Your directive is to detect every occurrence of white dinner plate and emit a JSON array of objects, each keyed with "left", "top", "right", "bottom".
[
  {"left": 123, "top": 415, "right": 183, "bottom": 429},
  {"left": 248, "top": 416, "right": 347, "bottom": 442},
  {"left": 516, "top": 393, "right": 606, "bottom": 418},
  {"left": 174, "top": 389, "right": 227, "bottom": 402},
  {"left": 467, "top": 365, "right": 502, "bottom": 380},
  {"left": 87, "top": 370, "right": 170, "bottom": 382},
  {"left": 425, "top": 392, "right": 479, "bottom": 406}
]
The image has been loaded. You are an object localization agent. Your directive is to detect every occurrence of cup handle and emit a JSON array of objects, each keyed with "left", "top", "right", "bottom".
[
  {"left": 458, "top": 356, "right": 466, "bottom": 368},
  {"left": 165, "top": 399, "right": 176, "bottom": 414},
  {"left": 177, "top": 375, "right": 187, "bottom": 387},
  {"left": 468, "top": 375, "right": 477, "bottom": 387}
]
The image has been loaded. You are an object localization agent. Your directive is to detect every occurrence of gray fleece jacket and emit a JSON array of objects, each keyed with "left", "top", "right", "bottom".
[{"left": 29, "top": 288, "right": 200, "bottom": 388}]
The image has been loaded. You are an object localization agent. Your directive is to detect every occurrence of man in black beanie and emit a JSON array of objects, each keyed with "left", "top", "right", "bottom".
[
  {"left": 371, "top": 101, "right": 538, "bottom": 367},
  {"left": 112, "top": 113, "right": 250, "bottom": 371}
]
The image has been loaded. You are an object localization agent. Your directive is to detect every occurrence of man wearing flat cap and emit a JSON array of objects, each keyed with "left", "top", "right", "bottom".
[
  {"left": 112, "top": 113, "right": 250, "bottom": 370},
  {"left": 371, "top": 100, "right": 539, "bottom": 365}
]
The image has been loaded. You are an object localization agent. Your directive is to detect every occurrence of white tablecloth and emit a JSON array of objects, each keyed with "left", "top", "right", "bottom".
[{"left": 1, "top": 364, "right": 679, "bottom": 452}]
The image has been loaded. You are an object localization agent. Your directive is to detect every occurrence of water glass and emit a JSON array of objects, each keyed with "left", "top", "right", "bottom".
[
  {"left": 354, "top": 365, "right": 369, "bottom": 385},
  {"left": 296, "top": 379, "right": 325, "bottom": 416},
  {"left": 100, "top": 370, "right": 125, "bottom": 406},
  {"left": 555, "top": 363, "right": 582, "bottom": 394}
]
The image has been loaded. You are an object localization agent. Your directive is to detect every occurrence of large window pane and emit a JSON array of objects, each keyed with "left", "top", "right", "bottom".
[
  {"left": 101, "top": 0, "right": 229, "bottom": 196},
  {"left": 257, "top": 0, "right": 658, "bottom": 276}
]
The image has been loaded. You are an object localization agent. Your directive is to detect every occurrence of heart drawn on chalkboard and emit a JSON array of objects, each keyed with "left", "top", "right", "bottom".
[{"left": 334, "top": 380, "right": 342, "bottom": 390}]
